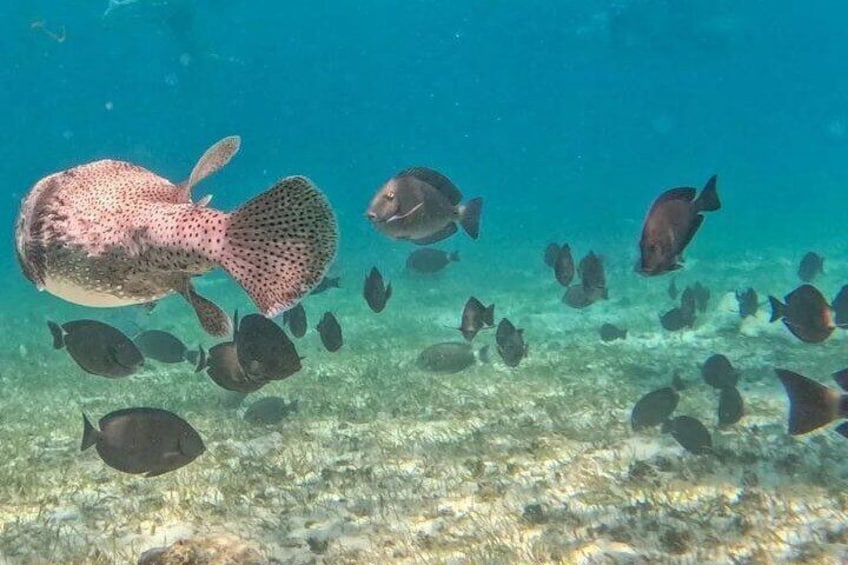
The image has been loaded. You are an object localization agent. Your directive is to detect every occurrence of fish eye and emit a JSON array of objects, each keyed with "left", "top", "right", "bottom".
[{"left": 385, "top": 192, "right": 395, "bottom": 200}]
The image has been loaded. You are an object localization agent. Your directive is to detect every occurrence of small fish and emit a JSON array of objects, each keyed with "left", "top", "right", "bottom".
[
  {"left": 282, "top": 303, "right": 308, "bottom": 338},
  {"left": 459, "top": 296, "right": 495, "bottom": 340},
  {"left": 217, "top": 390, "right": 249, "bottom": 410},
  {"left": 543, "top": 243, "right": 561, "bottom": 268},
  {"left": 132, "top": 329, "right": 188, "bottom": 364},
  {"left": 364, "top": 267, "right": 392, "bottom": 313},
  {"left": 692, "top": 282, "right": 710, "bottom": 313},
  {"left": 417, "top": 342, "right": 487, "bottom": 373},
  {"left": 366, "top": 167, "right": 483, "bottom": 244},
  {"left": 406, "top": 248, "right": 459, "bottom": 274},
  {"left": 662, "top": 415, "right": 712, "bottom": 454},
  {"left": 16, "top": 137, "right": 338, "bottom": 336},
  {"left": 599, "top": 323, "right": 627, "bottom": 342},
  {"left": 718, "top": 386, "right": 744, "bottom": 426},
  {"left": 735, "top": 287, "right": 758, "bottom": 318},
  {"left": 495, "top": 318, "right": 528, "bottom": 367},
  {"left": 243, "top": 397, "right": 299, "bottom": 425},
  {"left": 768, "top": 284, "right": 835, "bottom": 343},
  {"left": 553, "top": 244, "right": 575, "bottom": 287},
  {"left": 798, "top": 252, "right": 824, "bottom": 283},
  {"left": 316, "top": 311, "right": 343, "bottom": 352},
  {"left": 578, "top": 251, "right": 607, "bottom": 297},
  {"left": 631, "top": 386, "right": 679, "bottom": 431},
  {"left": 659, "top": 306, "right": 695, "bottom": 331},
  {"left": 832, "top": 285, "right": 848, "bottom": 328},
  {"left": 205, "top": 341, "right": 264, "bottom": 393},
  {"left": 310, "top": 276, "right": 341, "bottom": 295},
  {"left": 701, "top": 353, "right": 739, "bottom": 389},
  {"left": 236, "top": 314, "right": 301, "bottom": 381},
  {"left": 667, "top": 278, "right": 679, "bottom": 300},
  {"left": 81, "top": 408, "right": 204, "bottom": 476},
  {"left": 636, "top": 175, "right": 720, "bottom": 276},
  {"left": 775, "top": 368, "right": 848, "bottom": 436},
  {"left": 48, "top": 319, "right": 144, "bottom": 378},
  {"left": 680, "top": 285, "right": 697, "bottom": 314}
]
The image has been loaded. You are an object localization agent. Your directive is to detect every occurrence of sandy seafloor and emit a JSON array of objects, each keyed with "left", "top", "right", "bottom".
[{"left": 3, "top": 241, "right": 848, "bottom": 565}]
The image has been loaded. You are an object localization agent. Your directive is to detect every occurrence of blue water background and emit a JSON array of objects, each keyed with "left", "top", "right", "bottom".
[{"left": 2, "top": 1, "right": 847, "bottom": 297}]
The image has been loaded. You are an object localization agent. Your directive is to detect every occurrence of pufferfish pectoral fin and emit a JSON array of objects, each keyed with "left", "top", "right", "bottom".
[
  {"left": 177, "top": 136, "right": 241, "bottom": 203},
  {"left": 178, "top": 280, "right": 232, "bottom": 337}
]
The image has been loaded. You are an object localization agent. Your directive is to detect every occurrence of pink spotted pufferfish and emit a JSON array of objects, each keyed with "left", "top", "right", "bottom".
[{"left": 14, "top": 136, "right": 338, "bottom": 336}]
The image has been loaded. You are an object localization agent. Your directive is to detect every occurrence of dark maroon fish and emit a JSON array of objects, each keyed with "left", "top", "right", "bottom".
[
  {"left": 133, "top": 329, "right": 188, "bottom": 364},
  {"left": 578, "top": 251, "right": 607, "bottom": 297},
  {"left": 543, "top": 243, "right": 561, "bottom": 268},
  {"left": 631, "top": 387, "right": 679, "bottom": 430},
  {"left": 636, "top": 175, "right": 720, "bottom": 276},
  {"left": 775, "top": 368, "right": 848, "bottom": 437},
  {"left": 833, "top": 285, "right": 848, "bottom": 328},
  {"left": 459, "top": 296, "right": 494, "bottom": 340},
  {"left": 316, "top": 311, "right": 343, "bottom": 352},
  {"left": 563, "top": 285, "right": 604, "bottom": 309},
  {"left": 205, "top": 341, "right": 265, "bottom": 393},
  {"left": 406, "top": 248, "right": 459, "bottom": 274},
  {"left": 701, "top": 354, "right": 739, "bottom": 389},
  {"left": 768, "top": 284, "right": 834, "bottom": 343},
  {"left": 798, "top": 252, "right": 824, "bottom": 283},
  {"left": 282, "top": 303, "right": 307, "bottom": 338},
  {"left": 718, "top": 386, "right": 744, "bottom": 426},
  {"left": 735, "top": 287, "right": 758, "bottom": 318},
  {"left": 495, "top": 318, "right": 528, "bottom": 367},
  {"left": 310, "top": 276, "right": 341, "bottom": 295},
  {"left": 662, "top": 416, "right": 712, "bottom": 454},
  {"left": 553, "top": 244, "right": 575, "bottom": 287},
  {"left": 364, "top": 267, "right": 392, "bottom": 313},
  {"left": 48, "top": 319, "right": 144, "bottom": 378},
  {"left": 599, "top": 323, "right": 627, "bottom": 342},
  {"left": 236, "top": 314, "right": 301, "bottom": 381}
]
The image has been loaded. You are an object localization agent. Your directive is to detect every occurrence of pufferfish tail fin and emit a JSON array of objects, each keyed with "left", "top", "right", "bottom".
[{"left": 219, "top": 176, "right": 338, "bottom": 318}]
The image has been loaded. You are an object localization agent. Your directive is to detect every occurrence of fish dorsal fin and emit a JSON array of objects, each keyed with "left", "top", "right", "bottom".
[
  {"left": 652, "top": 187, "right": 697, "bottom": 209},
  {"left": 399, "top": 167, "right": 462, "bottom": 204},
  {"left": 179, "top": 136, "right": 241, "bottom": 203}
]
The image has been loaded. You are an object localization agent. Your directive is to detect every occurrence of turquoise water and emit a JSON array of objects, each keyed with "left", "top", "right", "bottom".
[{"left": 4, "top": 2, "right": 848, "bottom": 563}]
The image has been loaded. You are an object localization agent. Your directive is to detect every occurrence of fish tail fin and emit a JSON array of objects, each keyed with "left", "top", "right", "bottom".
[
  {"left": 81, "top": 414, "right": 98, "bottom": 451},
  {"left": 220, "top": 176, "right": 338, "bottom": 317},
  {"left": 775, "top": 368, "right": 840, "bottom": 435},
  {"left": 459, "top": 197, "right": 483, "bottom": 239},
  {"left": 47, "top": 321, "right": 64, "bottom": 349},
  {"left": 768, "top": 296, "right": 785, "bottom": 322},
  {"left": 694, "top": 174, "right": 720, "bottom": 212},
  {"left": 483, "top": 304, "right": 495, "bottom": 327},
  {"left": 449, "top": 251, "right": 460, "bottom": 262}
]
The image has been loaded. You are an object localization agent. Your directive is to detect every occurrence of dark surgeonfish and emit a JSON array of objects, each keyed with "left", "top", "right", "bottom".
[
  {"left": 204, "top": 342, "right": 264, "bottom": 393},
  {"left": 15, "top": 137, "right": 338, "bottom": 337},
  {"left": 663, "top": 415, "right": 712, "bottom": 454},
  {"left": 599, "top": 323, "right": 627, "bottom": 342},
  {"left": 543, "top": 243, "right": 561, "bottom": 268},
  {"left": 496, "top": 318, "right": 528, "bottom": 367},
  {"left": 701, "top": 353, "right": 739, "bottom": 389},
  {"left": 660, "top": 285, "right": 697, "bottom": 331},
  {"left": 553, "top": 244, "right": 575, "bottom": 287},
  {"left": 406, "top": 248, "right": 459, "bottom": 274},
  {"left": 282, "top": 303, "right": 308, "bottom": 338},
  {"left": 631, "top": 376, "right": 684, "bottom": 431},
  {"left": 579, "top": 252, "right": 607, "bottom": 297},
  {"left": 367, "top": 167, "right": 483, "bottom": 245},
  {"left": 775, "top": 368, "right": 848, "bottom": 437},
  {"left": 236, "top": 314, "right": 301, "bottom": 381},
  {"left": 459, "top": 296, "right": 495, "bottom": 340},
  {"left": 133, "top": 330, "right": 189, "bottom": 364},
  {"left": 317, "top": 311, "right": 343, "bottom": 352},
  {"left": 768, "top": 284, "right": 834, "bottom": 343},
  {"left": 310, "top": 276, "right": 341, "bottom": 295},
  {"left": 735, "top": 287, "right": 758, "bottom": 318},
  {"left": 81, "top": 408, "right": 204, "bottom": 477},
  {"left": 364, "top": 267, "right": 392, "bottom": 313},
  {"left": 243, "top": 397, "right": 299, "bottom": 425},
  {"left": 48, "top": 320, "right": 144, "bottom": 378},
  {"left": 563, "top": 285, "right": 596, "bottom": 309},
  {"left": 692, "top": 282, "right": 710, "bottom": 313},
  {"left": 636, "top": 174, "right": 720, "bottom": 276},
  {"left": 718, "top": 386, "right": 744, "bottom": 426},
  {"left": 798, "top": 252, "right": 824, "bottom": 283},
  {"left": 831, "top": 285, "right": 848, "bottom": 328},
  {"left": 417, "top": 342, "right": 488, "bottom": 373}
]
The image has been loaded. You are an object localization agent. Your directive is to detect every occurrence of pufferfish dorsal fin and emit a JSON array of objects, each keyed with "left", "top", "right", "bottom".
[{"left": 178, "top": 135, "right": 241, "bottom": 203}]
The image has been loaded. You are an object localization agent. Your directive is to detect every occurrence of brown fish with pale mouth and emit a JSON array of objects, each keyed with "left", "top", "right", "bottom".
[
  {"left": 15, "top": 137, "right": 338, "bottom": 336},
  {"left": 367, "top": 167, "right": 482, "bottom": 245},
  {"left": 636, "top": 174, "right": 720, "bottom": 276}
]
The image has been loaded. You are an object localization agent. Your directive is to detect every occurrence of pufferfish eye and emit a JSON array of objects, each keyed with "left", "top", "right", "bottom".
[{"left": 385, "top": 192, "right": 395, "bottom": 200}]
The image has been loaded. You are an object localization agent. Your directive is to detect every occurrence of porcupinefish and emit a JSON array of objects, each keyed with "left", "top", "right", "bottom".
[{"left": 15, "top": 137, "right": 338, "bottom": 336}]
